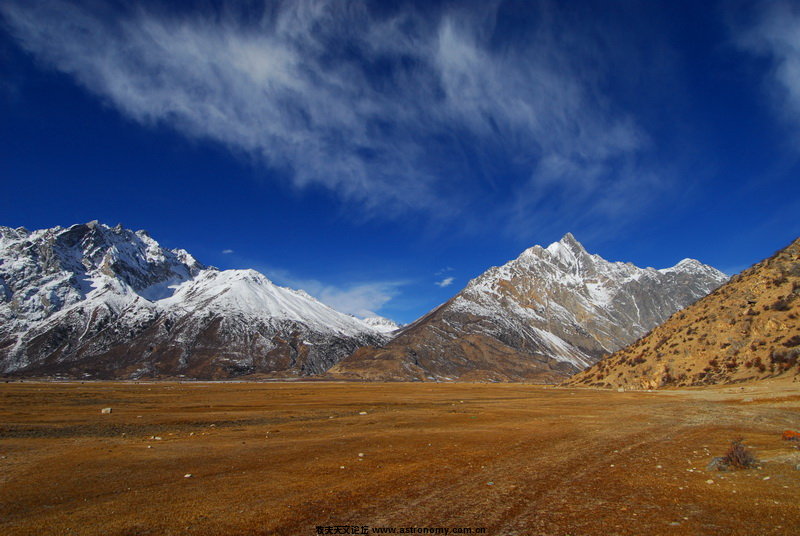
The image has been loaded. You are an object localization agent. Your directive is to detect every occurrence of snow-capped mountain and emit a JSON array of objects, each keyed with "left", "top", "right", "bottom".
[
  {"left": 0, "top": 222, "right": 389, "bottom": 378},
  {"left": 360, "top": 316, "right": 402, "bottom": 334},
  {"left": 330, "top": 233, "right": 728, "bottom": 382}
]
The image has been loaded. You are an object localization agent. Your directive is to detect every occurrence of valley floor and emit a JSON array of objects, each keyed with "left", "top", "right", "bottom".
[{"left": 0, "top": 381, "right": 798, "bottom": 536}]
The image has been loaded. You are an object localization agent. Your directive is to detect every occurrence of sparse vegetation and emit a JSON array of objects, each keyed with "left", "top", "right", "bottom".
[
  {"left": 771, "top": 297, "right": 792, "bottom": 311},
  {"left": 770, "top": 348, "right": 799, "bottom": 368},
  {"left": 782, "top": 335, "right": 800, "bottom": 348},
  {"left": 722, "top": 438, "right": 757, "bottom": 469}
]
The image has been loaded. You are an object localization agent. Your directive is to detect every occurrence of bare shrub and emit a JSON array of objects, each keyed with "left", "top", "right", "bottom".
[
  {"left": 782, "top": 335, "right": 800, "bottom": 348},
  {"left": 771, "top": 348, "right": 800, "bottom": 367},
  {"left": 723, "top": 438, "right": 757, "bottom": 469}
]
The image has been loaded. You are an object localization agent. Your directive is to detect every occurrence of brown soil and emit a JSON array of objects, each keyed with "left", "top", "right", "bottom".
[{"left": 1, "top": 381, "right": 798, "bottom": 536}]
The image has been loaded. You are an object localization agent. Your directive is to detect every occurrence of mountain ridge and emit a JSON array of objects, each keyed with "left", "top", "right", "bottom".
[
  {"left": 0, "top": 222, "right": 388, "bottom": 378},
  {"left": 330, "top": 234, "right": 728, "bottom": 382},
  {"left": 565, "top": 237, "right": 800, "bottom": 389}
]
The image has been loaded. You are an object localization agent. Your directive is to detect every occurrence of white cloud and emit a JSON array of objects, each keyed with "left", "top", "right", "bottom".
[
  {"left": 221, "top": 249, "right": 234, "bottom": 255},
  {"left": 317, "top": 283, "right": 400, "bottom": 319},
  {"left": 1, "top": 0, "right": 652, "bottom": 223},
  {"left": 261, "top": 266, "right": 403, "bottom": 318},
  {"left": 737, "top": 2, "right": 800, "bottom": 133},
  {"left": 435, "top": 276, "right": 454, "bottom": 288}
]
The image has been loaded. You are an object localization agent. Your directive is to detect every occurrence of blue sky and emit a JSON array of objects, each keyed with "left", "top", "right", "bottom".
[{"left": 2, "top": 0, "right": 799, "bottom": 324}]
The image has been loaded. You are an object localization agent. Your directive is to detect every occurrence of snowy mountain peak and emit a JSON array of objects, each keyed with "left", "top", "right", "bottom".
[
  {"left": 543, "top": 233, "right": 590, "bottom": 267},
  {"left": 0, "top": 222, "right": 388, "bottom": 377},
  {"left": 658, "top": 258, "right": 727, "bottom": 283},
  {"left": 332, "top": 234, "right": 729, "bottom": 382},
  {"left": 360, "top": 316, "right": 401, "bottom": 334},
  {"left": 559, "top": 232, "right": 586, "bottom": 251},
  {"left": 451, "top": 234, "right": 727, "bottom": 370}
]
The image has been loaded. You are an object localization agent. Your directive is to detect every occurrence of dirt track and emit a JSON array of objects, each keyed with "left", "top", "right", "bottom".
[{"left": 1, "top": 381, "right": 798, "bottom": 536}]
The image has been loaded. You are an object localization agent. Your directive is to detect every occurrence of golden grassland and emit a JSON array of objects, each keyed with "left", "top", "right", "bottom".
[{"left": 1, "top": 380, "right": 798, "bottom": 535}]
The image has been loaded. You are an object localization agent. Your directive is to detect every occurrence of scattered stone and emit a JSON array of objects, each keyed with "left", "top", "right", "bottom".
[
  {"left": 100, "top": 407, "right": 112, "bottom": 414},
  {"left": 487, "top": 482, "right": 494, "bottom": 486},
  {"left": 340, "top": 466, "right": 345, "bottom": 469},
  {"left": 669, "top": 522, "right": 681, "bottom": 526},
  {"left": 358, "top": 411, "right": 368, "bottom": 415},
  {"left": 763, "top": 476, "right": 770, "bottom": 480},
  {"left": 147, "top": 446, "right": 152, "bottom": 449},
  {"left": 184, "top": 474, "right": 192, "bottom": 478},
  {"left": 706, "top": 479, "right": 715, "bottom": 485},
  {"left": 358, "top": 453, "right": 364, "bottom": 457},
  {"left": 706, "top": 457, "right": 730, "bottom": 472},
  {"left": 617, "top": 388, "right": 625, "bottom": 393}
]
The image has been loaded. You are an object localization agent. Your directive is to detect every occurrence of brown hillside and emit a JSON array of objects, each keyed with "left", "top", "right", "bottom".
[{"left": 566, "top": 237, "right": 800, "bottom": 389}]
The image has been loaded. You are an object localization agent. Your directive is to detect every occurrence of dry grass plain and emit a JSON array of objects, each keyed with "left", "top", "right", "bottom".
[{"left": 1, "top": 380, "right": 798, "bottom": 536}]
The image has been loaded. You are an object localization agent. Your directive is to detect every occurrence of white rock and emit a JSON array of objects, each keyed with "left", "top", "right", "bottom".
[{"left": 101, "top": 407, "right": 112, "bottom": 414}]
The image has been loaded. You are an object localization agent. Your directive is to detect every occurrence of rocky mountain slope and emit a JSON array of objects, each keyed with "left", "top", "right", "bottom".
[
  {"left": 0, "top": 222, "right": 388, "bottom": 378},
  {"left": 566, "top": 237, "right": 800, "bottom": 389},
  {"left": 330, "top": 234, "right": 728, "bottom": 382}
]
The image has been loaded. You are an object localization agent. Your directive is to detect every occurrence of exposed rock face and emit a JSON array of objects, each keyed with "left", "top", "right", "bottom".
[
  {"left": 0, "top": 222, "right": 387, "bottom": 379},
  {"left": 566, "top": 237, "right": 800, "bottom": 389},
  {"left": 330, "top": 234, "right": 728, "bottom": 382}
]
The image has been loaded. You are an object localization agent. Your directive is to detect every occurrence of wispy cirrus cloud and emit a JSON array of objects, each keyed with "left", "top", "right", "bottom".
[
  {"left": 221, "top": 249, "right": 234, "bottom": 255},
  {"left": 435, "top": 276, "right": 454, "bottom": 288},
  {"left": 1, "top": 0, "right": 654, "bottom": 230},
  {"left": 736, "top": 1, "right": 800, "bottom": 137},
  {"left": 260, "top": 266, "right": 404, "bottom": 319}
]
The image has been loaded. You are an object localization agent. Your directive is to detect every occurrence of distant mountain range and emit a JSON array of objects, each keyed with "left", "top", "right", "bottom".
[
  {"left": 1, "top": 223, "right": 730, "bottom": 382},
  {"left": 330, "top": 233, "right": 728, "bottom": 382},
  {"left": 0, "top": 222, "right": 388, "bottom": 378},
  {"left": 567, "top": 237, "right": 800, "bottom": 389}
]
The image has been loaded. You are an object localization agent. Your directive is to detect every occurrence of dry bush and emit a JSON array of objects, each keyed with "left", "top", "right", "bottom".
[
  {"left": 770, "top": 348, "right": 799, "bottom": 367},
  {"left": 723, "top": 438, "right": 757, "bottom": 469},
  {"left": 782, "top": 335, "right": 800, "bottom": 348}
]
